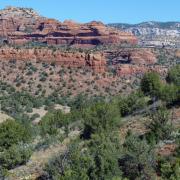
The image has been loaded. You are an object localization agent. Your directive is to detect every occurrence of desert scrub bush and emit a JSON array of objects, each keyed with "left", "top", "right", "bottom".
[
  {"left": 141, "top": 72, "right": 162, "bottom": 98},
  {"left": 0, "top": 120, "right": 33, "bottom": 170},
  {"left": 0, "top": 144, "right": 32, "bottom": 170},
  {"left": 39, "top": 110, "right": 72, "bottom": 136},
  {"left": 50, "top": 61, "right": 56, "bottom": 67},
  {"left": 42, "top": 62, "right": 49, "bottom": 68},
  {"left": 37, "top": 84, "right": 42, "bottom": 89},
  {"left": 43, "top": 100, "right": 122, "bottom": 180},
  {"left": 145, "top": 107, "right": 173, "bottom": 144},
  {"left": 160, "top": 84, "right": 179, "bottom": 105},
  {"left": 81, "top": 102, "right": 121, "bottom": 139},
  {"left": 157, "top": 155, "right": 180, "bottom": 180},
  {"left": 119, "top": 134, "right": 156, "bottom": 180},
  {"left": 26, "top": 70, "right": 33, "bottom": 76},
  {"left": 0, "top": 120, "right": 32, "bottom": 150},
  {"left": 39, "top": 76, "right": 47, "bottom": 82},
  {"left": 166, "top": 65, "right": 180, "bottom": 86},
  {"left": 116, "top": 91, "right": 147, "bottom": 117}
]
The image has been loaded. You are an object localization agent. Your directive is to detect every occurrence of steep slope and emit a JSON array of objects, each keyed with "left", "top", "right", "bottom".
[
  {"left": 0, "top": 47, "right": 106, "bottom": 73},
  {"left": 0, "top": 7, "right": 137, "bottom": 46}
]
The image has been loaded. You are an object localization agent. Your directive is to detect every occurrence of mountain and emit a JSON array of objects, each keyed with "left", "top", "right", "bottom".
[
  {"left": 0, "top": 6, "right": 137, "bottom": 46},
  {"left": 0, "top": 7, "right": 178, "bottom": 78},
  {"left": 108, "top": 21, "right": 180, "bottom": 47},
  {"left": 0, "top": 7, "right": 162, "bottom": 76}
]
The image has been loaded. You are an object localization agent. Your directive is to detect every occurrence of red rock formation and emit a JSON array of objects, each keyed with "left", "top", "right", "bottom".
[
  {"left": 0, "top": 7, "right": 138, "bottom": 46},
  {"left": 116, "top": 64, "right": 144, "bottom": 76},
  {"left": 116, "top": 64, "right": 167, "bottom": 76},
  {"left": 130, "top": 49, "right": 157, "bottom": 64},
  {"left": 105, "top": 48, "right": 157, "bottom": 65},
  {"left": 0, "top": 47, "right": 106, "bottom": 73},
  {"left": 86, "top": 53, "right": 106, "bottom": 73}
]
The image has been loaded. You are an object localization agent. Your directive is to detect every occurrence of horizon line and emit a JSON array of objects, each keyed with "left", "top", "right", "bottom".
[{"left": 0, "top": 5, "right": 180, "bottom": 25}]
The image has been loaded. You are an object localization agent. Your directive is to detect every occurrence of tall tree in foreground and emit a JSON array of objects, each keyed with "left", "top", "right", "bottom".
[
  {"left": 44, "top": 102, "right": 123, "bottom": 180},
  {"left": 146, "top": 107, "right": 173, "bottom": 144},
  {"left": 119, "top": 135, "right": 156, "bottom": 180}
]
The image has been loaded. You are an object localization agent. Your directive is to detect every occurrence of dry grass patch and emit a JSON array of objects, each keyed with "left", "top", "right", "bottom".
[{"left": 0, "top": 111, "right": 13, "bottom": 123}]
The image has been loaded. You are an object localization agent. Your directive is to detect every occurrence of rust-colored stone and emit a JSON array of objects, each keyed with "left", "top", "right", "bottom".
[
  {"left": 105, "top": 48, "right": 157, "bottom": 65},
  {"left": 0, "top": 7, "right": 138, "bottom": 46},
  {"left": 0, "top": 47, "right": 106, "bottom": 73}
]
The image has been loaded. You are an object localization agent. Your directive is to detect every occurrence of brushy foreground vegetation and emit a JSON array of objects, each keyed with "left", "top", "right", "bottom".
[{"left": 0, "top": 65, "right": 179, "bottom": 179}]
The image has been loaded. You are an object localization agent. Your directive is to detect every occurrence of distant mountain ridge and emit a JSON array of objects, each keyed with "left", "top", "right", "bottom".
[
  {"left": 109, "top": 21, "right": 180, "bottom": 29},
  {"left": 108, "top": 21, "right": 180, "bottom": 47}
]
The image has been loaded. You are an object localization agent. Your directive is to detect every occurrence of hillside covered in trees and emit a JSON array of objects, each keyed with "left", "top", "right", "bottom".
[
  {"left": 0, "top": 65, "right": 179, "bottom": 179},
  {"left": 0, "top": 5, "right": 179, "bottom": 180}
]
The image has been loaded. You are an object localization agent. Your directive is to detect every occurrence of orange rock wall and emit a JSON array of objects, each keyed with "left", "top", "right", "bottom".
[
  {"left": 0, "top": 47, "right": 106, "bottom": 73},
  {"left": 0, "top": 7, "right": 138, "bottom": 46}
]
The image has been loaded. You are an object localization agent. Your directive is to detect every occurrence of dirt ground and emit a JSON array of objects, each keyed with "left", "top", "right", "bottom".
[
  {"left": 9, "top": 130, "right": 80, "bottom": 180},
  {"left": 0, "top": 111, "right": 13, "bottom": 123}
]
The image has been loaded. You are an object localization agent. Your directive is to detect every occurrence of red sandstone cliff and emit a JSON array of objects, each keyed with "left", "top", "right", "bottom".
[
  {"left": 0, "top": 7, "right": 161, "bottom": 76},
  {"left": 0, "top": 47, "right": 106, "bottom": 73},
  {"left": 105, "top": 48, "right": 157, "bottom": 65},
  {"left": 0, "top": 7, "right": 138, "bottom": 46},
  {"left": 0, "top": 46, "right": 158, "bottom": 74},
  {"left": 105, "top": 48, "right": 159, "bottom": 76}
]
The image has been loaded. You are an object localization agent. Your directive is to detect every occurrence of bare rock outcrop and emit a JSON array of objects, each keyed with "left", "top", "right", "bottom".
[
  {"left": 0, "top": 47, "right": 106, "bottom": 73},
  {"left": 130, "top": 49, "right": 157, "bottom": 64},
  {"left": 106, "top": 48, "right": 157, "bottom": 65},
  {"left": 0, "top": 7, "right": 138, "bottom": 46}
]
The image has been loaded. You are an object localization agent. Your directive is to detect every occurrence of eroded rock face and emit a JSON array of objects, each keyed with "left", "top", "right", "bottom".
[
  {"left": 105, "top": 48, "right": 162, "bottom": 76},
  {"left": 0, "top": 47, "right": 106, "bottom": 73},
  {"left": 106, "top": 48, "right": 157, "bottom": 66},
  {"left": 130, "top": 49, "right": 157, "bottom": 64},
  {"left": 0, "top": 7, "right": 138, "bottom": 46}
]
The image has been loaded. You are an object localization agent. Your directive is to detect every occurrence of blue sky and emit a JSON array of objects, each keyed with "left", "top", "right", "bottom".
[{"left": 0, "top": 0, "right": 179, "bottom": 24}]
